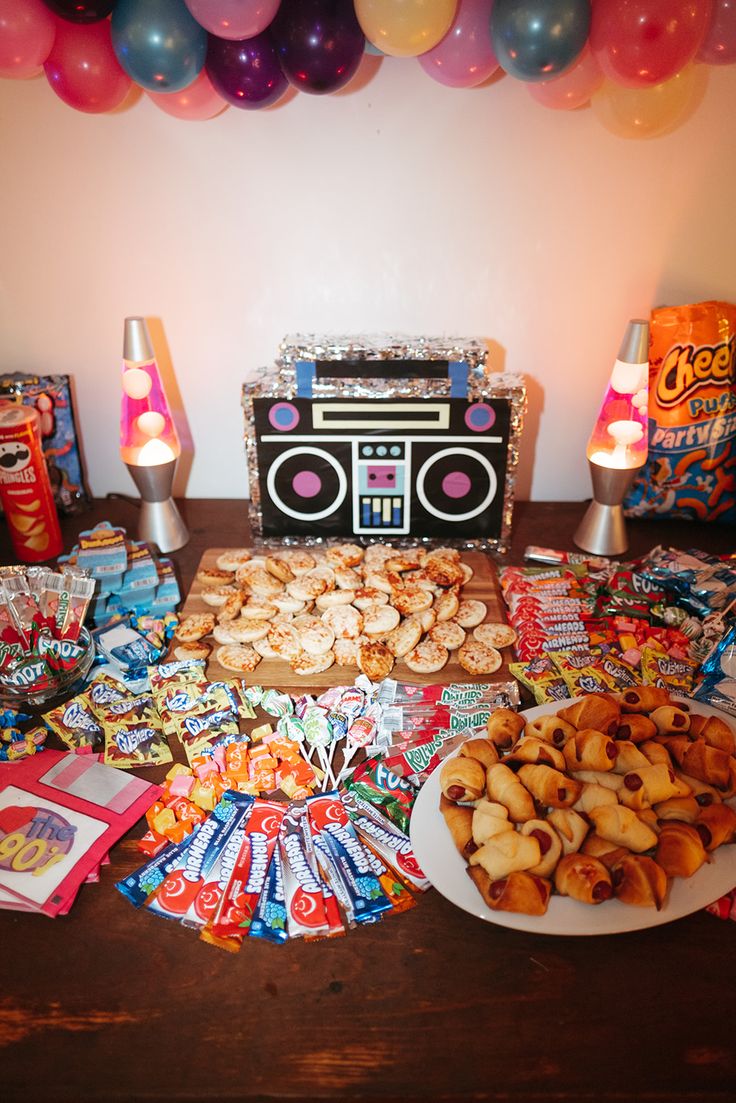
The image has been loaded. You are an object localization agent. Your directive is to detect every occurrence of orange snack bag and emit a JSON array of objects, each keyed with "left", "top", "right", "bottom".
[{"left": 625, "top": 301, "right": 736, "bottom": 524}]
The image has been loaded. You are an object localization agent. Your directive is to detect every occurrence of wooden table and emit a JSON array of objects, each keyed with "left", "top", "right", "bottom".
[{"left": 2, "top": 499, "right": 735, "bottom": 1103}]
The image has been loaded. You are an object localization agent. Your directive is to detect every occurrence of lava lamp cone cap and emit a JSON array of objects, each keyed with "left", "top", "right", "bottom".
[
  {"left": 123, "top": 317, "right": 154, "bottom": 363},
  {"left": 618, "top": 320, "right": 649, "bottom": 364}
]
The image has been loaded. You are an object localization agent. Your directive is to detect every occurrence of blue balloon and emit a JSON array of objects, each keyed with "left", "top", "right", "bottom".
[
  {"left": 112, "top": 0, "right": 207, "bottom": 92},
  {"left": 490, "top": 0, "right": 591, "bottom": 83}
]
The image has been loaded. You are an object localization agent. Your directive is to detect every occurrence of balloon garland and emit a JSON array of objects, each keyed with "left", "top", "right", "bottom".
[{"left": 0, "top": 0, "right": 733, "bottom": 136}]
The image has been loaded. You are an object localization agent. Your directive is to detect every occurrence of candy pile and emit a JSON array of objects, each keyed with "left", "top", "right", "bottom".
[
  {"left": 117, "top": 779, "right": 426, "bottom": 949},
  {"left": 59, "top": 521, "right": 180, "bottom": 624},
  {"left": 0, "top": 563, "right": 95, "bottom": 691},
  {"left": 503, "top": 545, "right": 736, "bottom": 706},
  {"left": 0, "top": 707, "right": 48, "bottom": 762}
]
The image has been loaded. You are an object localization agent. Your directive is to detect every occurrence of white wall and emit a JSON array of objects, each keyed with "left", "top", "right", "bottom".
[{"left": 1, "top": 56, "right": 735, "bottom": 503}]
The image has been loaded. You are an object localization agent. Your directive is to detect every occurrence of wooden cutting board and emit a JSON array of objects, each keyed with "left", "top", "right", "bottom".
[{"left": 177, "top": 548, "right": 512, "bottom": 692}]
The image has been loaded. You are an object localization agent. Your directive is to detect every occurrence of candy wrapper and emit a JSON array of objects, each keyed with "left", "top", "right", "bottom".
[{"left": 625, "top": 301, "right": 736, "bottom": 525}]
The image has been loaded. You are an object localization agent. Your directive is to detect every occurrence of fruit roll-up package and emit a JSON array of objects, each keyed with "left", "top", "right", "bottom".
[{"left": 625, "top": 301, "right": 736, "bottom": 524}]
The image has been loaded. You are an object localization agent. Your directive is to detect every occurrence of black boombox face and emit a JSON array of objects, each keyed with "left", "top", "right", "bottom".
[{"left": 253, "top": 396, "right": 511, "bottom": 540}]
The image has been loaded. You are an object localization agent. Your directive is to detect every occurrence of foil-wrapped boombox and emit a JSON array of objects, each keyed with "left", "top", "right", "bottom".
[{"left": 243, "top": 336, "right": 526, "bottom": 553}]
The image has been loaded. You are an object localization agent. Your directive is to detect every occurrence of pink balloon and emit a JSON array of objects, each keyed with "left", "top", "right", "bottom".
[
  {"left": 698, "top": 0, "right": 736, "bottom": 64},
  {"left": 418, "top": 0, "right": 498, "bottom": 88},
  {"left": 44, "top": 18, "right": 131, "bottom": 113},
  {"left": 590, "top": 0, "right": 713, "bottom": 88},
  {"left": 183, "top": 0, "right": 281, "bottom": 40},
  {"left": 0, "top": 0, "right": 55, "bottom": 78},
  {"left": 147, "top": 68, "right": 228, "bottom": 119},
  {"left": 528, "top": 46, "right": 603, "bottom": 109}
]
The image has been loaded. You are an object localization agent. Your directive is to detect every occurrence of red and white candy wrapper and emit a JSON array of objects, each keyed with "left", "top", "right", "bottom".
[
  {"left": 279, "top": 802, "right": 333, "bottom": 939},
  {"left": 201, "top": 799, "right": 285, "bottom": 952}
]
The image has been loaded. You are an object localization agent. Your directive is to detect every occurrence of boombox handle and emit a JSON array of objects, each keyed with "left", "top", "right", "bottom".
[{"left": 295, "top": 358, "right": 469, "bottom": 399}]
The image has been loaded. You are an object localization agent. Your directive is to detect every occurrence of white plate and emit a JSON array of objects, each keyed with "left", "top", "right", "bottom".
[{"left": 410, "top": 697, "right": 736, "bottom": 935}]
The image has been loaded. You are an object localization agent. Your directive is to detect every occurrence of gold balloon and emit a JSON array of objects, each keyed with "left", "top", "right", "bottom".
[
  {"left": 591, "top": 64, "right": 706, "bottom": 139},
  {"left": 355, "top": 0, "right": 458, "bottom": 58}
]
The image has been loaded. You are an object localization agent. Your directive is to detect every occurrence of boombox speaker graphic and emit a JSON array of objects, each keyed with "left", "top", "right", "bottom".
[{"left": 243, "top": 336, "right": 526, "bottom": 552}]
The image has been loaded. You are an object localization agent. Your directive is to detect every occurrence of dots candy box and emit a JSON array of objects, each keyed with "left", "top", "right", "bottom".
[{"left": 242, "top": 334, "right": 526, "bottom": 553}]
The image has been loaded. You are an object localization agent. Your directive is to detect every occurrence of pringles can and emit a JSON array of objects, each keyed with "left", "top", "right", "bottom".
[{"left": 0, "top": 402, "right": 63, "bottom": 562}]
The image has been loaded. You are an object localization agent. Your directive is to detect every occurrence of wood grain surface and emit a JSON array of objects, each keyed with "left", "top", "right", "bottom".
[
  {"left": 2, "top": 500, "right": 736, "bottom": 1103},
  {"left": 178, "top": 547, "right": 511, "bottom": 692}
]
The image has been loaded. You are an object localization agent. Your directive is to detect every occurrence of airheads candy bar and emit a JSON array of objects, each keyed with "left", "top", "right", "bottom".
[
  {"left": 146, "top": 794, "right": 247, "bottom": 923},
  {"left": 201, "top": 798, "right": 285, "bottom": 952},
  {"left": 340, "top": 789, "right": 430, "bottom": 894},
  {"left": 306, "top": 791, "right": 392, "bottom": 925},
  {"left": 280, "top": 803, "right": 332, "bottom": 939},
  {"left": 625, "top": 301, "right": 736, "bottom": 526}
]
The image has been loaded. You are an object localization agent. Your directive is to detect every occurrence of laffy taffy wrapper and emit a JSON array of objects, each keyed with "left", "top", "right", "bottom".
[{"left": 201, "top": 798, "right": 286, "bottom": 952}]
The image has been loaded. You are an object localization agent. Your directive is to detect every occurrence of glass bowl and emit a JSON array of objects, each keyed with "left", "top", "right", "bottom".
[{"left": 0, "top": 628, "right": 96, "bottom": 711}]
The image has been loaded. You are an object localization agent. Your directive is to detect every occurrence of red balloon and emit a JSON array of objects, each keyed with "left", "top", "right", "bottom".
[
  {"left": 147, "top": 68, "right": 228, "bottom": 119},
  {"left": 590, "top": 0, "right": 713, "bottom": 87},
  {"left": 0, "top": 0, "right": 56, "bottom": 78},
  {"left": 44, "top": 18, "right": 131, "bottom": 112}
]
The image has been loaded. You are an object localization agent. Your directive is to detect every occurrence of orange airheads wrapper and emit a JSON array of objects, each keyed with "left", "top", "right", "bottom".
[{"left": 625, "top": 301, "right": 736, "bottom": 524}]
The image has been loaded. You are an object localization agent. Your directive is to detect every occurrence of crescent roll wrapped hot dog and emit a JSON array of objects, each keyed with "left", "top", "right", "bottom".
[
  {"left": 620, "top": 686, "right": 671, "bottom": 714},
  {"left": 471, "top": 800, "right": 515, "bottom": 847},
  {"left": 611, "top": 741, "right": 651, "bottom": 774},
  {"left": 610, "top": 854, "right": 668, "bottom": 910},
  {"left": 554, "top": 853, "right": 613, "bottom": 905},
  {"left": 485, "top": 707, "right": 525, "bottom": 749},
  {"left": 694, "top": 803, "right": 736, "bottom": 851},
  {"left": 468, "top": 830, "right": 541, "bottom": 881},
  {"left": 655, "top": 821, "right": 708, "bottom": 878},
  {"left": 563, "top": 729, "right": 618, "bottom": 772},
  {"left": 654, "top": 796, "right": 701, "bottom": 824},
  {"left": 523, "top": 714, "right": 577, "bottom": 747},
  {"left": 688, "top": 713, "right": 736, "bottom": 756},
  {"left": 440, "top": 797, "right": 478, "bottom": 860},
  {"left": 573, "top": 769, "right": 624, "bottom": 793},
  {"left": 505, "top": 736, "right": 566, "bottom": 771},
  {"left": 519, "top": 819, "right": 562, "bottom": 878},
  {"left": 580, "top": 834, "right": 629, "bottom": 865},
  {"left": 666, "top": 737, "right": 734, "bottom": 793},
  {"left": 547, "top": 808, "right": 589, "bottom": 855},
  {"left": 557, "top": 694, "right": 620, "bottom": 737},
  {"left": 467, "top": 866, "right": 552, "bottom": 916},
  {"left": 639, "top": 740, "right": 673, "bottom": 767},
  {"left": 619, "top": 763, "right": 681, "bottom": 810},
  {"left": 459, "top": 737, "right": 500, "bottom": 771},
  {"left": 650, "top": 705, "right": 691, "bottom": 736},
  {"left": 440, "top": 755, "right": 486, "bottom": 803},
  {"left": 486, "top": 763, "right": 537, "bottom": 823},
  {"left": 518, "top": 764, "right": 583, "bottom": 809},
  {"left": 615, "top": 714, "right": 657, "bottom": 745},
  {"left": 588, "top": 804, "right": 659, "bottom": 853},
  {"left": 573, "top": 782, "right": 619, "bottom": 814}
]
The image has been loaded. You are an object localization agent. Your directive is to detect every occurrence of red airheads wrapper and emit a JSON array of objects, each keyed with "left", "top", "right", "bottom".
[
  {"left": 201, "top": 798, "right": 285, "bottom": 952},
  {"left": 0, "top": 404, "right": 62, "bottom": 563}
]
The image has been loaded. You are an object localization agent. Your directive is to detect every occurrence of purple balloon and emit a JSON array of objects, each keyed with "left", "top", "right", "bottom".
[
  {"left": 698, "top": 0, "right": 736, "bottom": 64},
  {"left": 270, "top": 0, "right": 364, "bottom": 95},
  {"left": 205, "top": 30, "right": 287, "bottom": 108}
]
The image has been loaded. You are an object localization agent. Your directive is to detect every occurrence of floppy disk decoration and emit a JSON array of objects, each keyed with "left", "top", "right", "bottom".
[{"left": 243, "top": 336, "right": 526, "bottom": 552}]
